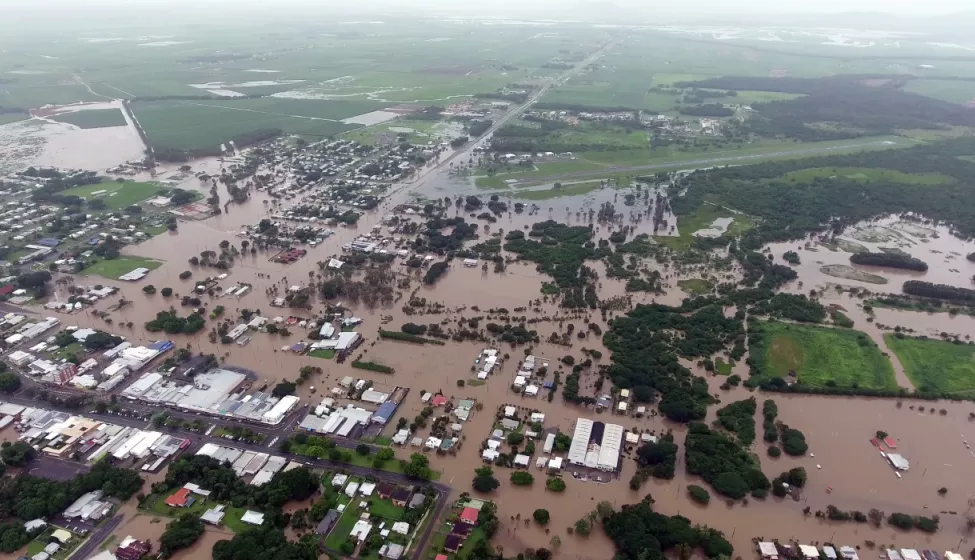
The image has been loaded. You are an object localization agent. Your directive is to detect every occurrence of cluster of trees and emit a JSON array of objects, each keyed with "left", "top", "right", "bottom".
[
  {"left": 779, "top": 425, "right": 808, "bottom": 456},
  {"left": 473, "top": 466, "right": 501, "bottom": 493},
  {"left": 903, "top": 280, "right": 975, "bottom": 304},
  {"left": 213, "top": 526, "right": 319, "bottom": 560},
  {"left": 468, "top": 119, "right": 494, "bottom": 136},
  {"left": 144, "top": 310, "right": 206, "bottom": 334},
  {"left": 687, "top": 485, "right": 711, "bottom": 504},
  {"left": 0, "top": 372, "right": 20, "bottom": 394},
  {"left": 634, "top": 432, "right": 678, "bottom": 484},
  {"left": 850, "top": 252, "right": 928, "bottom": 271},
  {"left": 15, "top": 271, "right": 53, "bottom": 299},
  {"left": 762, "top": 399, "right": 779, "bottom": 443},
  {"left": 351, "top": 361, "right": 395, "bottom": 374},
  {"left": 670, "top": 136, "right": 975, "bottom": 245},
  {"left": 684, "top": 423, "right": 770, "bottom": 499},
  {"left": 782, "top": 250, "right": 801, "bottom": 264},
  {"left": 503, "top": 222, "right": 600, "bottom": 308},
  {"left": 0, "top": 459, "right": 143, "bottom": 522},
  {"left": 152, "top": 455, "right": 318, "bottom": 512},
  {"left": 378, "top": 329, "right": 445, "bottom": 345},
  {"left": 424, "top": 261, "right": 449, "bottom": 284},
  {"left": 679, "top": 75, "right": 975, "bottom": 140},
  {"left": 715, "top": 397, "right": 757, "bottom": 445},
  {"left": 749, "top": 293, "right": 827, "bottom": 323},
  {"left": 0, "top": 441, "right": 35, "bottom": 466},
  {"left": 160, "top": 514, "right": 205, "bottom": 556},
  {"left": 679, "top": 104, "right": 733, "bottom": 117},
  {"left": 602, "top": 495, "right": 733, "bottom": 560},
  {"left": 604, "top": 302, "right": 746, "bottom": 422}
]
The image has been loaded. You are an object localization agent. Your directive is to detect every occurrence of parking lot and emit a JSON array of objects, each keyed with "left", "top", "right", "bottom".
[{"left": 28, "top": 455, "right": 91, "bottom": 482}]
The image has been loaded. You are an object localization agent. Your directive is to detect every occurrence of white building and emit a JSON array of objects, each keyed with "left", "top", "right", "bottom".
[
  {"left": 597, "top": 423, "right": 624, "bottom": 472},
  {"left": 567, "top": 418, "right": 593, "bottom": 466}
]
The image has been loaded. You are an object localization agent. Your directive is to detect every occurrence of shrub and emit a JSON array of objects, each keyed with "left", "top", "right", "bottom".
[
  {"left": 161, "top": 287, "right": 173, "bottom": 297},
  {"left": 142, "top": 285, "right": 156, "bottom": 294},
  {"left": 510, "top": 471, "right": 535, "bottom": 486},
  {"left": 688, "top": 485, "right": 711, "bottom": 505},
  {"left": 533, "top": 509, "right": 550, "bottom": 525},
  {"left": 179, "top": 271, "right": 192, "bottom": 280},
  {"left": 767, "top": 445, "right": 781, "bottom": 457},
  {"left": 546, "top": 478, "right": 566, "bottom": 492}
]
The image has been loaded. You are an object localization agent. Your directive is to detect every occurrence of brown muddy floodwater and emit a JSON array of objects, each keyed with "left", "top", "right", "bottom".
[{"left": 33, "top": 154, "right": 975, "bottom": 559}]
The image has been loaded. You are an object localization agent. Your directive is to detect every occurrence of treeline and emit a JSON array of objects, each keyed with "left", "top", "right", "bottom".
[
  {"left": 378, "top": 329, "right": 446, "bottom": 345},
  {"left": 476, "top": 91, "right": 528, "bottom": 103},
  {"left": 679, "top": 104, "right": 734, "bottom": 117},
  {"left": 677, "top": 75, "right": 975, "bottom": 141},
  {"left": 902, "top": 280, "right": 975, "bottom": 303},
  {"left": 534, "top": 102, "right": 638, "bottom": 113},
  {"left": 749, "top": 293, "right": 827, "bottom": 323},
  {"left": 669, "top": 136, "right": 975, "bottom": 243},
  {"left": 468, "top": 119, "right": 493, "bottom": 137},
  {"left": 715, "top": 397, "right": 756, "bottom": 445},
  {"left": 850, "top": 252, "right": 928, "bottom": 271}
]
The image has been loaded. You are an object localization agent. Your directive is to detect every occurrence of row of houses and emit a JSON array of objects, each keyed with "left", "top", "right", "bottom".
[
  {"left": 758, "top": 543, "right": 964, "bottom": 560},
  {"left": 195, "top": 443, "right": 291, "bottom": 486}
]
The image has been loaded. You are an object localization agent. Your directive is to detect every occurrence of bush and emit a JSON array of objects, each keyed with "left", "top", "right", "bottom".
[
  {"left": 546, "top": 477, "right": 566, "bottom": 492},
  {"left": 179, "top": 271, "right": 192, "bottom": 280},
  {"left": 457, "top": 379, "right": 465, "bottom": 387},
  {"left": 510, "top": 471, "right": 535, "bottom": 485},
  {"left": 688, "top": 485, "right": 711, "bottom": 505},
  {"left": 142, "top": 285, "right": 156, "bottom": 294},
  {"left": 507, "top": 432, "right": 525, "bottom": 445},
  {"left": 161, "top": 287, "right": 173, "bottom": 297},
  {"left": 533, "top": 508, "right": 550, "bottom": 525},
  {"left": 767, "top": 445, "right": 781, "bottom": 457},
  {"left": 781, "top": 428, "right": 808, "bottom": 456}
]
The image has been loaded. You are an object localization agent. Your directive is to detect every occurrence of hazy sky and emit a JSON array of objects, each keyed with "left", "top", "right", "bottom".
[{"left": 4, "top": 0, "right": 972, "bottom": 17}]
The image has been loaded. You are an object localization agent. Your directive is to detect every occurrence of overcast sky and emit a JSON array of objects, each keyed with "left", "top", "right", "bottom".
[{"left": 2, "top": 0, "right": 972, "bottom": 19}]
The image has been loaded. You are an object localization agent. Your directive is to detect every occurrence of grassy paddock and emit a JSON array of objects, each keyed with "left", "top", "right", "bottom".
[
  {"left": 884, "top": 335, "right": 975, "bottom": 396},
  {"left": 777, "top": 167, "right": 954, "bottom": 186},
  {"left": 677, "top": 278, "right": 713, "bottom": 294},
  {"left": 660, "top": 204, "right": 753, "bottom": 251},
  {"left": 753, "top": 322, "right": 897, "bottom": 390}
]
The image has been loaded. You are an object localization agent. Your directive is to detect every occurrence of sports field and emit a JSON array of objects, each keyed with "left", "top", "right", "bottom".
[
  {"left": 84, "top": 256, "right": 162, "bottom": 280},
  {"left": 61, "top": 180, "right": 163, "bottom": 209}
]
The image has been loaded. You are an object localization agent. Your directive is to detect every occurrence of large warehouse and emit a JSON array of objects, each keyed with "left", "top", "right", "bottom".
[{"left": 566, "top": 417, "right": 624, "bottom": 472}]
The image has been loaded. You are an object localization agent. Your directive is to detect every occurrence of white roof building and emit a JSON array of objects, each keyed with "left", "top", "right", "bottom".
[
  {"left": 597, "top": 423, "right": 624, "bottom": 472},
  {"left": 568, "top": 418, "right": 593, "bottom": 466},
  {"left": 514, "top": 454, "right": 530, "bottom": 467},
  {"left": 241, "top": 511, "right": 265, "bottom": 525},
  {"left": 391, "top": 521, "right": 410, "bottom": 535},
  {"left": 350, "top": 520, "right": 372, "bottom": 541}
]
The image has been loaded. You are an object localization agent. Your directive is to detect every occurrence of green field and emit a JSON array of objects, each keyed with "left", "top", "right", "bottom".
[
  {"left": 61, "top": 179, "right": 163, "bottom": 209},
  {"left": 660, "top": 204, "right": 753, "bottom": 251},
  {"left": 884, "top": 335, "right": 975, "bottom": 396},
  {"left": 511, "top": 181, "right": 606, "bottom": 200},
  {"left": 309, "top": 349, "right": 336, "bottom": 359},
  {"left": 50, "top": 108, "right": 127, "bottom": 129},
  {"left": 903, "top": 79, "right": 975, "bottom": 104},
  {"left": 754, "top": 322, "right": 897, "bottom": 390},
  {"left": 368, "top": 498, "right": 406, "bottom": 521},
  {"left": 324, "top": 500, "right": 363, "bottom": 549},
  {"left": 677, "top": 278, "right": 713, "bottom": 294},
  {"left": 714, "top": 357, "right": 733, "bottom": 375},
  {"left": 131, "top": 99, "right": 373, "bottom": 151},
  {"left": 778, "top": 167, "right": 954, "bottom": 186},
  {"left": 84, "top": 256, "right": 162, "bottom": 279}
]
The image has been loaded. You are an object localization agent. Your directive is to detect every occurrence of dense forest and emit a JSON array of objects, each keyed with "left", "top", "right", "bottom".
[
  {"left": 670, "top": 136, "right": 975, "bottom": 243},
  {"left": 504, "top": 221, "right": 602, "bottom": 308},
  {"left": 850, "top": 252, "right": 928, "bottom": 271},
  {"left": 603, "top": 302, "right": 745, "bottom": 422},
  {"left": 677, "top": 75, "right": 975, "bottom": 141}
]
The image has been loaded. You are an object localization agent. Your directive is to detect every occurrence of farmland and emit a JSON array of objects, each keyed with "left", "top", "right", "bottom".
[
  {"left": 884, "top": 335, "right": 975, "bottom": 397},
  {"left": 50, "top": 109, "right": 128, "bottom": 129},
  {"left": 752, "top": 322, "right": 898, "bottom": 390}
]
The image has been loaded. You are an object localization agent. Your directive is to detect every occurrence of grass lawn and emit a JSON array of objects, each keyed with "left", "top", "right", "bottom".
[
  {"left": 50, "top": 108, "right": 127, "bottom": 129},
  {"left": 309, "top": 349, "right": 336, "bottom": 359},
  {"left": 884, "top": 335, "right": 975, "bottom": 396},
  {"left": 49, "top": 342, "right": 83, "bottom": 361},
  {"left": 222, "top": 506, "right": 255, "bottom": 534},
  {"left": 148, "top": 492, "right": 210, "bottom": 517},
  {"left": 61, "top": 179, "right": 163, "bottom": 210},
  {"left": 84, "top": 256, "right": 162, "bottom": 279},
  {"left": 26, "top": 541, "right": 46, "bottom": 556},
  {"left": 457, "top": 527, "right": 487, "bottom": 559},
  {"left": 714, "top": 357, "right": 733, "bottom": 375},
  {"left": 324, "top": 502, "right": 362, "bottom": 550},
  {"left": 659, "top": 204, "right": 753, "bottom": 251},
  {"left": 753, "top": 322, "right": 897, "bottom": 390},
  {"left": 677, "top": 278, "right": 713, "bottom": 294},
  {"left": 368, "top": 498, "right": 405, "bottom": 521}
]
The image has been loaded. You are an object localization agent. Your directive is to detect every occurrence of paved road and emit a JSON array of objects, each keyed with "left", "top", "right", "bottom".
[
  {"left": 68, "top": 513, "right": 123, "bottom": 560},
  {"left": 495, "top": 139, "right": 904, "bottom": 187}
]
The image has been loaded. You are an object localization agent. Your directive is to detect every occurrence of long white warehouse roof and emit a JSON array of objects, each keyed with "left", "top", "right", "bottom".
[
  {"left": 567, "top": 418, "right": 593, "bottom": 465},
  {"left": 597, "top": 423, "right": 624, "bottom": 471}
]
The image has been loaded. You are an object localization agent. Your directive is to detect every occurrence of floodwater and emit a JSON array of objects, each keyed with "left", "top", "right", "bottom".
[{"left": 30, "top": 137, "right": 975, "bottom": 559}]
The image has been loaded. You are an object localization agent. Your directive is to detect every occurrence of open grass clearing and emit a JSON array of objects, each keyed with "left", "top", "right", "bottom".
[
  {"left": 884, "top": 335, "right": 975, "bottom": 397},
  {"left": 309, "top": 348, "right": 336, "bottom": 359},
  {"left": 368, "top": 497, "right": 406, "bottom": 521},
  {"left": 510, "top": 181, "right": 606, "bottom": 201},
  {"left": 677, "top": 278, "right": 713, "bottom": 294},
  {"left": 714, "top": 357, "right": 733, "bottom": 375},
  {"left": 84, "top": 256, "right": 162, "bottom": 280},
  {"left": 61, "top": 179, "right": 163, "bottom": 210},
  {"left": 902, "top": 79, "right": 975, "bottom": 104},
  {"left": 755, "top": 322, "right": 897, "bottom": 390},
  {"left": 323, "top": 500, "right": 362, "bottom": 550},
  {"left": 659, "top": 204, "right": 753, "bottom": 251},
  {"left": 50, "top": 108, "right": 127, "bottom": 129},
  {"left": 777, "top": 166, "right": 954, "bottom": 186}
]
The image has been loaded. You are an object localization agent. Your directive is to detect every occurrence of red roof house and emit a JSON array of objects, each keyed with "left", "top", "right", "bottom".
[
  {"left": 459, "top": 507, "right": 479, "bottom": 525},
  {"left": 432, "top": 395, "right": 449, "bottom": 407},
  {"left": 164, "top": 488, "right": 192, "bottom": 508},
  {"left": 116, "top": 538, "right": 152, "bottom": 560}
]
